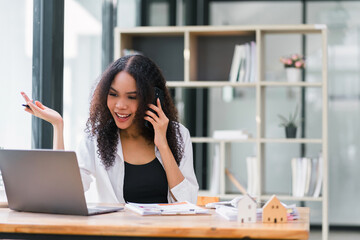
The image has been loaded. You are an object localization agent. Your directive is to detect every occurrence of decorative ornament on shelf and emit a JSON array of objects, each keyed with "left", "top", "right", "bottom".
[
  {"left": 280, "top": 54, "right": 305, "bottom": 82},
  {"left": 278, "top": 105, "right": 299, "bottom": 138}
]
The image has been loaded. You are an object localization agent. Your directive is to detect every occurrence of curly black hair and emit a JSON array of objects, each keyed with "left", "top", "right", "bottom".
[{"left": 85, "top": 55, "right": 184, "bottom": 169}]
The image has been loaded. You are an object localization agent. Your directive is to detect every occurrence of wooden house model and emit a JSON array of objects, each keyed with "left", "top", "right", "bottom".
[
  {"left": 237, "top": 194, "right": 257, "bottom": 223},
  {"left": 262, "top": 195, "right": 287, "bottom": 223}
]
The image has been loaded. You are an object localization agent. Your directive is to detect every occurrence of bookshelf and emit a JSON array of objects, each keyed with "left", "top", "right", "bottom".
[{"left": 115, "top": 25, "right": 328, "bottom": 240}]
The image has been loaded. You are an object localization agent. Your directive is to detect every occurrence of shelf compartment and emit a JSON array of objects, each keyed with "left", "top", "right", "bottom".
[
  {"left": 117, "top": 33, "right": 184, "bottom": 81},
  {"left": 193, "top": 35, "right": 256, "bottom": 82},
  {"left": 262, "top": 87, "right": 323, "bottom": 139}
]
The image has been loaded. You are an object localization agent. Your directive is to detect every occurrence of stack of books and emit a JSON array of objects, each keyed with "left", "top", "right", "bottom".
[
  {"left": 291, "top": 155, "right": 323, "bottom": 197},
  {"left": 223, "top": 41, "right": 257, "bottom": 102},
  {"left": 228, "top": 41, "right": 257, "bottom": 83}
]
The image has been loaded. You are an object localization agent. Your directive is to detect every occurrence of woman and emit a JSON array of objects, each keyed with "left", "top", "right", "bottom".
[{"left": 21, "top": 55, "right": 199, "bottom": 204}]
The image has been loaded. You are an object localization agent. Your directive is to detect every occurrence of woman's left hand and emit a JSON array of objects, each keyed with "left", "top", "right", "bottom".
[{"left": 144, "top": 98, "right": 169, "bottom": 148}]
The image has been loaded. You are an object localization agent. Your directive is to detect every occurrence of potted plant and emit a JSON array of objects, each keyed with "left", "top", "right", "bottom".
[
  {"left": 278, "top": 105, "right": 299, "bottom": 138},
  {"left": 280, "top": 54, "right": 305, "bottom": 82}
]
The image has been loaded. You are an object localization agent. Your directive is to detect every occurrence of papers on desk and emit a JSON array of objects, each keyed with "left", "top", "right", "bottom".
[
  {"left": 125, "top": 201, "right": 209, "bottom": 216},
  {"left": 205, "top": 196, "right": 242, "bottom": 209},
  {"left": 215, "top": 205, "right": 239, "bottom": 221},
  {"left": 212, "top": 198, "right": 299, "bottom": 222}
]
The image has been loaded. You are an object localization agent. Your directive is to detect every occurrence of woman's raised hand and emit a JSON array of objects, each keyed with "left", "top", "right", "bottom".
[
  {"left": 21, "top": 92, "right": 63, "bottom": 127},
  {"left": 21, "top": 92, "right": 65, "bottom": 149},
  {"left": 145, "top": 98, "right": 169, "bottom": 148}
]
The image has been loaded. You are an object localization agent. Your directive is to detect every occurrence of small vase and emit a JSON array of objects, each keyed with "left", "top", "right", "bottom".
[
  {"left": 285, "top": 125, "right": 297, "bottom": 138},
  {"left": 286, "top": 68, "right": 302, "bottom": 82}
]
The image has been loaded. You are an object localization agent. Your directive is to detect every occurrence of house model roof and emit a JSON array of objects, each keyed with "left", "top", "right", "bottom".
[
  {"left": 262, "top": 195, "right": 287, "bottom": 223},
  {"left": 237, "top": 194, "right": 257, "bottom": 206}
]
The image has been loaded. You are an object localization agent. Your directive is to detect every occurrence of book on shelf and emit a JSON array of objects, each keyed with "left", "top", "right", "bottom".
[
  {"left": 209, "top": 144, "right": 220, "bottom": 195},
  {"left": 242, "top": 42, "right": 251, "bottom": 83},
  {"left": 237, "top": 44, "right": 246, "bottom": 83},
  {"left": 292, "top": 157, "right": 307, "bottom": 197},
  {"left": 249, "top": 41, "right": 257, "bottom": 83},
  {"left": 223, "top": 45, "right": 242, "bottom": 102},
  {"left": 312, "top": 154, "right": 323, "bottom": 198},
  {"left": 246, "top": 156, "right": 259, "bottom": 196},
  {"left": 227, "top": 41, "right": 257, "bottom": 83},
  {"left": 125, "top": 201, "right": 209, "bottom": 216},
  {"left": 307, "top": 157, "right": 319, "bottom": 196},
  {"left": 291, "top": 156, "right": 323, "bottom": 197},
  {"left": 228, "top": 44, "right": 242, "bottom": 83}
]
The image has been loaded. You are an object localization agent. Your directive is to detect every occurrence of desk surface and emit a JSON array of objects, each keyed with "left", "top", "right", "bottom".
[{"left": 0, "top": 204, "right": 309, "bottom": 240}]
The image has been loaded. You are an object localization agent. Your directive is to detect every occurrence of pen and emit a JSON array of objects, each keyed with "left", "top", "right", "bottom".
[{"left": 22, "top": 104, "right": 30, "bottom": 109}]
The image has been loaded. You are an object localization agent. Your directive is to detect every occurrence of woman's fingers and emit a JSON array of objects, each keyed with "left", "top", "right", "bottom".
[
  {"left": 21, "top": 92, "right": 31, "bottom": 102},
  {"left": 156, "top": 98, "right": 162, "bottom": 109},
  {"left": 20, "top": 91, "right": 63, "bottom": 126},
  {"left": 27, "top": 100, "right": 42, "bottom": 112},
  {"left": 147, "top": 98, "right": 169, "bottom": 147},
  {"left": 35, "top": 101, "right": 46, "bottom": 110},
  {"left": 145, "top": 109, "right": 158, "bottom": 121},
  {"left": 24, "top": 107, "right": 33, "bottom": 114},
  {"left": 24, "top": 100, "right": 48, "bottom": 120},
  {"left": 148, "top": 99, "right": 166, "bottom": 118},
  {"left": 146, "top": 102, "right": 169, "bottom": 128},
  {"left": 21, "top": 92, "right": 35, "bottom": 112},
  {"left": 155, "top": 98, "right": 166, "bottom": 118},
  {"left": 144, "top": 115, "right": 155, "bottom": 124}
]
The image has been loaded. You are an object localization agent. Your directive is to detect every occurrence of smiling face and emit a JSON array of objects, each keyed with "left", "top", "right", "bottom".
[{"left": 107, "top": 71, "right": 139, "bottom": 132}]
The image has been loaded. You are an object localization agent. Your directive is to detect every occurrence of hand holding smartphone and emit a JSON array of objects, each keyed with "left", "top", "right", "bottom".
[{"left": 145, "top": 87, "right": 165, "bottom": 129}]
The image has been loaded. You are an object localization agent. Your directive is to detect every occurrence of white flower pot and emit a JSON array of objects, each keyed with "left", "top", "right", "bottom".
[{"left": 286, "top": 68, "right": 302, "bottom": 82}]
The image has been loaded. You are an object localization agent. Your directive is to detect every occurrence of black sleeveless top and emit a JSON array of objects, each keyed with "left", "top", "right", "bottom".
[{"left": 123, "top": 158, "right": 168, "bottom": 203}]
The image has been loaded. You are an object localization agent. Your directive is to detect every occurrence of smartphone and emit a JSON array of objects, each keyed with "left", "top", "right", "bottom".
[
  {"left": 22, "top": 104, "right": 30, "bottom": 109},
  {"left": 145, "top": 87, "right": 165, "bottom": 129}
]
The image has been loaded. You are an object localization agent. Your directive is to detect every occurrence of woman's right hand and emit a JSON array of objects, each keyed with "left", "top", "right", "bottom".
[{"left": 21, "top": 92, "right": 63, "bottom": 127}]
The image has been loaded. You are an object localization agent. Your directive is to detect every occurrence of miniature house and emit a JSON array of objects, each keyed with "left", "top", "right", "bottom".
[
  {"left": 237, "top": 194, "right": 257, "bottom": 223},
  {"left": 262, "top": 195, "right": 287, "bottom": 223}
]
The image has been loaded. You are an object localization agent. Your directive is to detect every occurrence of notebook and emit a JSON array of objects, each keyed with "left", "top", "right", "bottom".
[{"left": 0, "top": 149, "right": 123, "bottom": 216}]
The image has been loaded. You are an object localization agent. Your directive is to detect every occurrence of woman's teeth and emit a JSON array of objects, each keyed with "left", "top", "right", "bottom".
[{"left": 116, "top": 113, "right": 130, "bottom": 118}]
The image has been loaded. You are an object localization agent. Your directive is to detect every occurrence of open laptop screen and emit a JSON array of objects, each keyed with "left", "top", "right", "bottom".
[{"left": 0, "top": 149, "right": 122, "bottom": 215}]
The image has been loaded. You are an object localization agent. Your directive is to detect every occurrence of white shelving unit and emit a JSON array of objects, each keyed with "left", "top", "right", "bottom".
[{"left": 115, "top": 25, "right": 328, "bottom": 240}]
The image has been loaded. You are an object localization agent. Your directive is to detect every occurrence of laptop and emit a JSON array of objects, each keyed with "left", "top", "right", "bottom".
[{"left": 0, "top": 149, "right": 123, "bottom": 216}]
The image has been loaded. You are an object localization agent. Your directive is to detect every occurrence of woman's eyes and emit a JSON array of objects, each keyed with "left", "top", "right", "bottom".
[{"left": 108, "top": 92, "right": 137, "bottom": 100}]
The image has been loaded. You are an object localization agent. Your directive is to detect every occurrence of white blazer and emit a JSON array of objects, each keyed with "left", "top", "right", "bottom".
[{"left": 76, "top": 123, "right": 199, "bottom": 204}]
